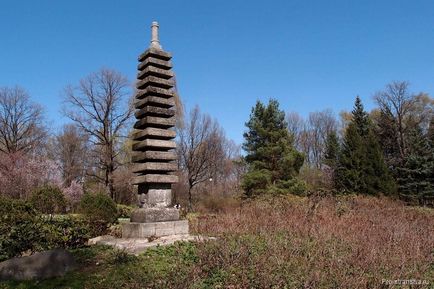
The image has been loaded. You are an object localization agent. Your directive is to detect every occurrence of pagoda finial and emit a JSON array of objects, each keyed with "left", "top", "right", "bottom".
[{"left": 150, "top": 21, "right": 162, "bottom": 50}]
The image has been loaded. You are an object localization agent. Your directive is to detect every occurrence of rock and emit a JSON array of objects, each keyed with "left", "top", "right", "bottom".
[{"left": 0, "top": 249, "right": 76, "bottom": 281}]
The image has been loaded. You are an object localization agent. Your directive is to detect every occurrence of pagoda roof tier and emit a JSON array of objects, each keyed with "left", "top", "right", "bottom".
[
  {"left": 136, "top": 87, "right": 177, "bottom": 99},
  {"left": 138, "top": 48, "right": 172, "bottom": 62},
  {"left": 136, "top": 76, "right": 175, "bottom": 90},
  {"left": 134, "top": 116, "right": 176, "bottom": 129},
  {"left": 132, "top": 128, "right": 176, "bottom": 141},
  {"left": 135, "top": 106, "right": 175, "bottom": 119},
  {"left": 132, "top": 151, "right": 177, "bottom": 162},
  {"left": 138, "top": 57, "right": 173, "bottom": 71},
  {"left": 132, "top": 174, "right": 178, "bottom": 185},
  {"left": 132, "top": 139, "right": 176, "bottom": 151},
  {"left": 134, "top": 96, "right": 175, "bottom": 109},
  {"left": 132, "top": 162, "right": 177, "bottom": 173},
  {"left": 138, "top": 66, "right": 174, "bottom": 80}
]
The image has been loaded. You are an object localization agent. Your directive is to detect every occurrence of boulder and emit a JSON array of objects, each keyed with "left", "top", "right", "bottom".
[{"left": 0, "top": 249, "right": 76, "bottom": 281}]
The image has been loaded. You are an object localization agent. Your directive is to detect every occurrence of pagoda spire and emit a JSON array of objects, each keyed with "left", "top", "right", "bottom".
[{"left": 150, "top": 21, "right": 162, "bottom": 50}]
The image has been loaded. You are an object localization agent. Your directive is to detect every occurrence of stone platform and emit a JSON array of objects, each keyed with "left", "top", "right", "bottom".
[
  {"left": 89, "top": 234, "right": 215, "bottom": 255},
  {"left": 122, "top": 220, "right": 189, "bottom": 238}
]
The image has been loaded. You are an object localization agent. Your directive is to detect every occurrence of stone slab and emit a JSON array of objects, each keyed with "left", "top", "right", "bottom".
[
  {"left": 122, "top": 220, "right": 189, "bottom": 238},
  {"left": 0, "top": 249, "right": 76, "bottom": 281},
  {"left": 89, "top": 234, "right": 215, "bottom": 255},
  {"left": 130, "top": 208, "right": 179, "bottom": 222}
]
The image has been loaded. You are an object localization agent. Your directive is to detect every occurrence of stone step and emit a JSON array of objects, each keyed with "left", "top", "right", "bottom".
[
  {"left": 136, "top": 86, "right": 177, "bottom": 99},
  {"left": 138, "top": 57, "right": 172, "bottom": 71},
  {"left": 134, "top": 116, "right": 176, "bottom": 129},
  {"left": 137, "top": 76, "right": 174, "bottom": 90},
  {"left": 138, "top": 66, "right": 174, "bottom": 80},
  {"left": 135, "top": 106, "right": 175, "bottom": 119},
  {"left": 122, "top": 220, "right": 189, "bottom": 238},
  {"left": 138, "top": 48, "right": 172, "bottom": 62},
  {"left": 132, "top": 128, "right": 176, "bottom": 140},
  {"left": 134, "top": 95, "right": 175, "bottom": 109},
  {"left": 132, "top": 162, "right": 177, "bottom": 173},
  {"left": 132, "top": 174, "right": 178, "bottom": 185},
  {"left": 131, "top": 151, "right": 177, "bottom": 162},
  {"left": 132, "top": 139, "right": 176, "bottom": 151}
]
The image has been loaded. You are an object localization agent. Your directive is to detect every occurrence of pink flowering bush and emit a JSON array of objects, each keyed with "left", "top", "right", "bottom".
[
  {"left": 0, "top": 152, "right": 63, "bottom": 199},
  {"left": 62, "top": 180, "right": 84, "bottom": 210}
]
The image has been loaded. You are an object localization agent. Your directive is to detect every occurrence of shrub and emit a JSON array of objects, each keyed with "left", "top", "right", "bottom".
[
  {"left": 80, "top": 192, "right": 117, "bottom": 235},
  {"left": 116, "top": 204, "right": 135, "bottom": 219},
  {"left": 42, "top": 216, "right": 90, "bottom": 249},
  {"left": 0, "top": 197, "right": 45, "bottom": 261},
  {"left": 30, "top": 186, "right": 67, "bottom": 214}
]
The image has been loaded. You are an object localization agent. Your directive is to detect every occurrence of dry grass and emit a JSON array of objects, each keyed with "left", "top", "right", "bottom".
[{"left": 190, "top": 195, "right": 434, "bottom": 288}]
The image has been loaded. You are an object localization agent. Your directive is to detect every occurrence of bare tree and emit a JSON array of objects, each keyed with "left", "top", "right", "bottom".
[
  {"left": 374, "top": 81, "right": 433, "bottom": 161},
  {"left": 286, "top": 109, "right": 338, "bottom": 168},
  {"left": 0, "top": 86, "right": 46, "bottom": 153},
  {"left": 177, "top": 106, "right": 227, "bottom": 210},
  {"left": 51, "top": 124, "right": 89, "bottom": 186},
  {"left": 286, "top": 111, "right": 304, "bottom": 149},
  {"left": 307, "top": 109, "right": 337, "bottom": 168},
  {"left": 63, "top": 68, "right": 133, "bottom": 199}
]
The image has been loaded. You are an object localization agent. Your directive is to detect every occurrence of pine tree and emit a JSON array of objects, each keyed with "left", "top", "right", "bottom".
[
  {"left": 242, "top": 99, "right": 305, "bottom": 197},
  {"left": 335, "top": 97, "right": 395, "bottom": 195},
  {"left": 397, "top": 127, "right": 434, "bottom": 204}
]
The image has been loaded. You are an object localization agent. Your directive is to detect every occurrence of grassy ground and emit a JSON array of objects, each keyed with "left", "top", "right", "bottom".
[{"left": 1, "top": 195, "right": 433, "bottom": 289}]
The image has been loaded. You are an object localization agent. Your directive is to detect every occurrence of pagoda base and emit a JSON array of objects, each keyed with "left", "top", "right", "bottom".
[
  {"left": 130, "top": 207, "right": 179, "bottom": 223},
  {"left": 122, "top": 220, "right": 189, "bottom": 238}
]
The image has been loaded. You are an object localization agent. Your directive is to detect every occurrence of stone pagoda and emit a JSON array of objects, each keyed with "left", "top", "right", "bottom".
[{"left": 122, "top": 21, "right": 188, "bottom": 238}]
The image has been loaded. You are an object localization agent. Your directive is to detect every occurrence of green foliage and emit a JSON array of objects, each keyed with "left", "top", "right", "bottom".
[
  {"left": 0, "top": 197, "right": 45, "bottom": 261},
  {"left": 42, "top": 216, "right": 90, "bottom": 249},
  {"left": 397, "top": 127, "right": 434, "bottom": 204},
  {"left": 30, "top": 186, "right": 67, "bottom": 214},
  {"left": 116, "top": 204, "right": 135, "bottom": 218},
  {"left": 79, "top": 192, "right": 117, "bottom": 236},
  {"left": 242, "top": 99, "right": 305, "bottom": 197},
  {"left": 0, "top": 197, "right": 90, "bottom": 262},
  {"left": 336, "top": 97, "right": 395, "bottom": 195}
]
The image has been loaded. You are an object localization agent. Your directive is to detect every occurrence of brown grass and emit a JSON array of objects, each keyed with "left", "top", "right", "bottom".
[{"left": 189, "top": 195, "right": 434, "bottom": 288}]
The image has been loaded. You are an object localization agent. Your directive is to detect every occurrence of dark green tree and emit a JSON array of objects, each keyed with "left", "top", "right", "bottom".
[
  {"left": 396, "top": 127, "right": 434, "bottom": 205},
  {"left": 242, "top": 99, "right": 305, "bottom": 197},
  {"left": 323, "top": 130, "right": 340, "bottom": 187},
  {"left": 323, "top": 130, "right": 340, "bottom": 169},
  {"left": 336, "top": 97, "right": 395, "bottom": 195}
]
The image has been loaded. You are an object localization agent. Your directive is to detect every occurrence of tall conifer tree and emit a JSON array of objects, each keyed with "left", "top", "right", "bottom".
[
  {"left": 242, "top": 99, "right": 304, "bottom": 197},
  {"left": 336, "top": 97, "right": 395, "bottom": 195}
]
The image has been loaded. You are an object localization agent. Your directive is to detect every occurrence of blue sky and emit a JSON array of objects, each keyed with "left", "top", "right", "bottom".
[{"left": 1, "top": 0, "right": 433, "bottom": 144}]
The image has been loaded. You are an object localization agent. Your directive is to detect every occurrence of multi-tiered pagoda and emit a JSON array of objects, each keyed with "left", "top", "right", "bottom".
[{"left": 122, "top": 22, "right": 188, "bottom": 238}]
